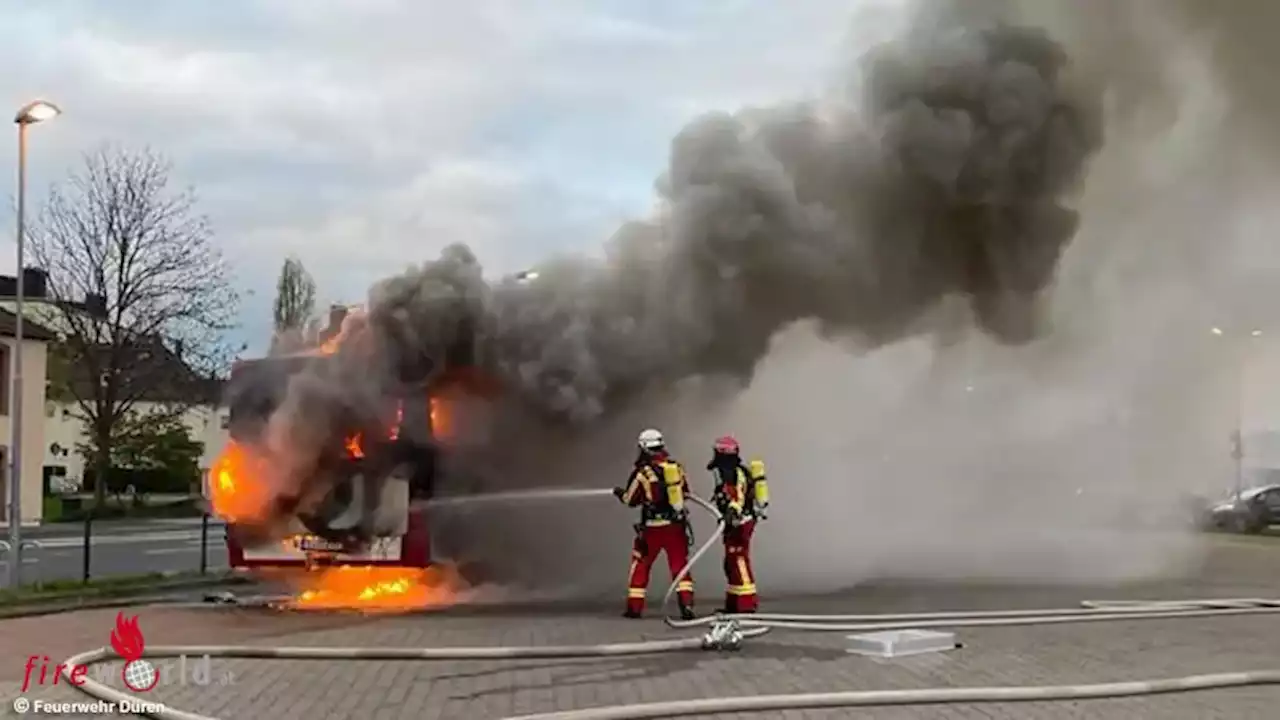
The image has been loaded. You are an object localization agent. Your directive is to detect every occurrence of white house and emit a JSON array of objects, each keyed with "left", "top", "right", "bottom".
[
  {"left": 43, "top": 401, "right": 229, "bottom": 493},
  {"left": 0, "top": 308, "right": 52, "bottom": 527},
  {"left": 39, "top": 332, "right": 227, "bottom": 494},
  {"left": 0, "top": 269, "right": 227, "bottom": 507}
]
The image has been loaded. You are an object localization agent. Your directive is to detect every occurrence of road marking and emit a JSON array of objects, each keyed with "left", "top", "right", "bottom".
[{"left": 31, "top": 530, "right": 211, "bottom": 549}]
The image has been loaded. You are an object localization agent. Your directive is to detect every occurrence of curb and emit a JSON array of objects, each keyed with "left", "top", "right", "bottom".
[{"left": 0, "top": 576, "right": 252, "bottom": 619}]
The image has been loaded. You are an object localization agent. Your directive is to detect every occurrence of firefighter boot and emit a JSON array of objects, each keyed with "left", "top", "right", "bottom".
[
  {"left": 622, "top": 609, "right": 642, "bottom": 619},
  {"left": 679, "top": 604, "right": 696, "bottom": 621}
]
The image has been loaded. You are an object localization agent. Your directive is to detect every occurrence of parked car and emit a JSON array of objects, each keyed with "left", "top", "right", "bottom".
[{"left": 1205, "top": 484, "right": 1280, "bottom": 533}]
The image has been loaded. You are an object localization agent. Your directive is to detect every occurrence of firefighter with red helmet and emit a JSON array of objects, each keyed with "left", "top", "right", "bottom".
[
  {"left": 613, "top": 428, "right": 697, "bottom": 620},
  {"left": 707, "top": 435, "right": 769, "bottom": 614}
]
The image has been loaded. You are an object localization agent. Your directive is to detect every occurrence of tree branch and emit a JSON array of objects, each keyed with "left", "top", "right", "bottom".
[{"left": 27, "top": 145, "right": 239, "bottom": 502}]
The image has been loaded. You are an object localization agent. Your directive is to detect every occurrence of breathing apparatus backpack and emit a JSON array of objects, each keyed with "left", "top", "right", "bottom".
[
  {"left": 637, "top": 460, "right": 686, "bottom": 522},
  {"left": 745, "top": 459, "right": 769, "bottom": 518}
]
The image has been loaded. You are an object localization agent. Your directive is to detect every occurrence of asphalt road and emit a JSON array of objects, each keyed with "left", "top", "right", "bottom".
[{"left": 0, "top": 518, "right": 229, "bottom": 584}]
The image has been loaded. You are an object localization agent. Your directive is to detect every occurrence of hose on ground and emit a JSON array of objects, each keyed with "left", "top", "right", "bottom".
[
  {"left": 500, "top": 670, "right": 1280, "bottom": 720},
  {"left": 57, "top": 487, "right": 1280, "bottom": 720},
  {"left": 60, "top": 490, "right": 760, "bottom": 720},
  {"left": 60, "top": 630, "right": 772, "bottom": 720}
]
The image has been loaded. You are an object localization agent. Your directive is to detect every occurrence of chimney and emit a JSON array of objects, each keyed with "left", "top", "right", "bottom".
[
  {"left": 83, "top": 293, "right": 107, "bottom": 319},
  {"left": 21, "top": 267, "right": 47, "bottom": 298},
  {"left": 322, "top": 304, "right": 348, "bottom": 342}
]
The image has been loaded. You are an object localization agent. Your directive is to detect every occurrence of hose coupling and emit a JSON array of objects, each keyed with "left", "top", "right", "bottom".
[{"left": 701, "top": 619, "right": 745, "bottom": 651}]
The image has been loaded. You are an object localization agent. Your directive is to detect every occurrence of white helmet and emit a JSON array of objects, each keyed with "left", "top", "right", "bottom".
[{"left": 637, "top": 428, "right": 665, "bottom": 451}]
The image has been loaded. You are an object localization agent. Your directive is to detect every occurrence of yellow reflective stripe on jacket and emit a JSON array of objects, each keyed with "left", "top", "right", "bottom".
[
  {"left": 634, "top": 465, "right": 661, "bottom": 502},
  {"left": 727, "top": 556, "right": 755, "bottom": 595},
  {"left": 730, "top": 467, "right": 748, "bottom": 513},
  {"left": 620, "top": 467, "right": 646, "bottom": 505},
  {"left": 629, "top": 462, "right": 687, "bottom": 524}
]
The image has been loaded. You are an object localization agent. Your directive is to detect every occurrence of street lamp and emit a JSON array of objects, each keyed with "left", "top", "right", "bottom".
[
  {"left": 1210, "top": 326, "right": 1263, "bottom": 505},
  {"left": 15, "top": 101, "right": 61, "bottom": 125},
  {"left": 7, "top": 100, "right": 60, "bottom": 588}
]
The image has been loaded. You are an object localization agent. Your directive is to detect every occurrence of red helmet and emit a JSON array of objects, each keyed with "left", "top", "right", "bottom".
[{"left": 713, "top": 435, "right": 740, "bottom": 454}]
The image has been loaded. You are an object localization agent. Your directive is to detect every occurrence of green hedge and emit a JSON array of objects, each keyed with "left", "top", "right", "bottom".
[
  {"left": 84, "top": 466, "right": 197, "bottom": 495},
  {"left": 51, "top": 496, "right": 205, "bottom": 521}
]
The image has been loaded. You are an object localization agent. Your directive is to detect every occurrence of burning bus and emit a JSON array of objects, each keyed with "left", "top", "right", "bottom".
[
  {"left": 214, "top": 353, "right": 437, "bottom": 569},
  {"left": 205, "top": 306, "right": 495, "bottom": 609}
]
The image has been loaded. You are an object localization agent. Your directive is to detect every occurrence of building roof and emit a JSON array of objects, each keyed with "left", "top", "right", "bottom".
[
  {"left": 62, "top": 336, "right": 224, "bottom": 406},
  {"left": 0, "top": 309, "right": 57, "bottom": 341}
]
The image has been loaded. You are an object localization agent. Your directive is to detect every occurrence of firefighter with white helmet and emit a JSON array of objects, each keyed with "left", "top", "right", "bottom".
[
  {"left": 612, "top": 428, "right": 696, "bottom": 619},
  {"left": 707, "top": 434, "right": 769, "bottom": 614}
]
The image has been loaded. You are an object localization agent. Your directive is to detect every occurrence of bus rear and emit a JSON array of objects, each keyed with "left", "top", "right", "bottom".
[{"left": 213, "top": 353, "right": 439, "bottom": 572}]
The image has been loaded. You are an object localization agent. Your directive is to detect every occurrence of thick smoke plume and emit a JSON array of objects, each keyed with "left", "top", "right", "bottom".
[
  {"left": 242, "top": 0, "right": 1280, "bottom": 596},
  {"left": 368, "top": 16, "right": 1101, "bottom": 421},
  {"left": 253, "top": 3, "right": 1105, "bottom": 576}
]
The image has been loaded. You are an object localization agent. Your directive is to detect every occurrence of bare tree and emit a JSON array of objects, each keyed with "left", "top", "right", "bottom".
[
  {"left": 270, "top": 256, "right": 315, "bottom": 354},
  {"left": 29, "top": 146, "right": 239, "bottom": 505}
]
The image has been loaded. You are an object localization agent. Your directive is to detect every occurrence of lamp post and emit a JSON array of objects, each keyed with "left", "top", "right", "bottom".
[
  {"left": 7, "top": 100, "right": 60, "bottom": 588},
  {"left": 1210, "top": 325, "right": 1263, "bottom": 505}
]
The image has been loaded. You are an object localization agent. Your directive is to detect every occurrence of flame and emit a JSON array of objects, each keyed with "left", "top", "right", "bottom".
[
  {"left": 430, "top": 397, "right": 448, "bottom": 439},
  {"left": 312, "top": 305, "right": 364, "bottom": 356},
  {"left": 345, "top": 401, "right": 406, "bottom": 458},
  {"left": 286, "top": 564, "right": 466, "bottom": 612},
  {"left": 389, "top": 403, "right": 404, "bottom": 441},
  {"left": 345, "top": 434, "right": 365, "bottom": 458},
  {"left": 208, "top": 440, "right": 274, "bottom": 524}
]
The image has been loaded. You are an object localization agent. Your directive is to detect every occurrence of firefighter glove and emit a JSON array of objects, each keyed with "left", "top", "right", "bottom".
[{"left": 612, "top": 487, "right": 626, "bottom": 502}]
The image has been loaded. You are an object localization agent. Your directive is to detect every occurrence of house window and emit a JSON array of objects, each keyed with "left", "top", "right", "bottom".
[
  {"left": 0, "top": 344, "right": 9, "bottom": 416},
  {"left": 219, "top": 414, "right": 230, "bottom": 429}
]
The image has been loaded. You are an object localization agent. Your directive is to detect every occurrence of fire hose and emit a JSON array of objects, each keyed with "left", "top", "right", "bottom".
[
  {"left": 58, "top": 490, "right": 762, "bottom": 720},
  {"left": 59, "top": 487, "right": 1280, "bottom": 720}
]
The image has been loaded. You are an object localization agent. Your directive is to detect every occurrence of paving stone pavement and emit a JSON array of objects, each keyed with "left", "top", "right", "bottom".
[{"left": 3, "top": 535, "right": 1280, "bottom": 720}]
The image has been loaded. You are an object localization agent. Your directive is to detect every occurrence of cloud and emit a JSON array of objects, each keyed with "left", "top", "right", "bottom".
[{"left": 0, "top": 0, "right": 868, "bottom": 352}]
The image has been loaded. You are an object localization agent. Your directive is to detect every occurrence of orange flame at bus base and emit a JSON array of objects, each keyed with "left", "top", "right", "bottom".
[{"left": 285, "top": 564, "right": 465, "bottom": 612}]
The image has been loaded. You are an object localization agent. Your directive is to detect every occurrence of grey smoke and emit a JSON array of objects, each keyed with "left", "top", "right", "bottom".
[
  {"left": 366, "top": 14, "right": 1102, "bottom": 426},
  {"left": 245, "top": 1, "right": 1280, "bottom": 596}
]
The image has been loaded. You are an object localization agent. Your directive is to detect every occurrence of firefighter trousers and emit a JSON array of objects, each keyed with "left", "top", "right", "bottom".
[
  {"left": 722, "top": 518, "right": 757, "bottom": 613},
  {"left": 626, "top": 523, "right": 694, "bottom": 614}
]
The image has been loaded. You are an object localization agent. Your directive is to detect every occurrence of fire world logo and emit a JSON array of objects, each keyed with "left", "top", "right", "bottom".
[{"left": 109, "top": 612, "right": 160, "bottom": 692}]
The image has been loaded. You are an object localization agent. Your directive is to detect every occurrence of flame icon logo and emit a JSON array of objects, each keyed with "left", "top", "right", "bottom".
[{"left": 109, "top": 612, "right": 160, "bottom": 692}]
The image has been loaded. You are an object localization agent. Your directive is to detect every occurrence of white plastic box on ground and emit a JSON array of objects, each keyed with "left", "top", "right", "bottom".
[{"left": 846, "top": 629, "right": 958, "bottom": 658}]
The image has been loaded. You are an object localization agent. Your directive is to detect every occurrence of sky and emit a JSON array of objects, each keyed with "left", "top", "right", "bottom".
[{"left": 0, "top": 0, "right": 886, "bottom": 355}]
